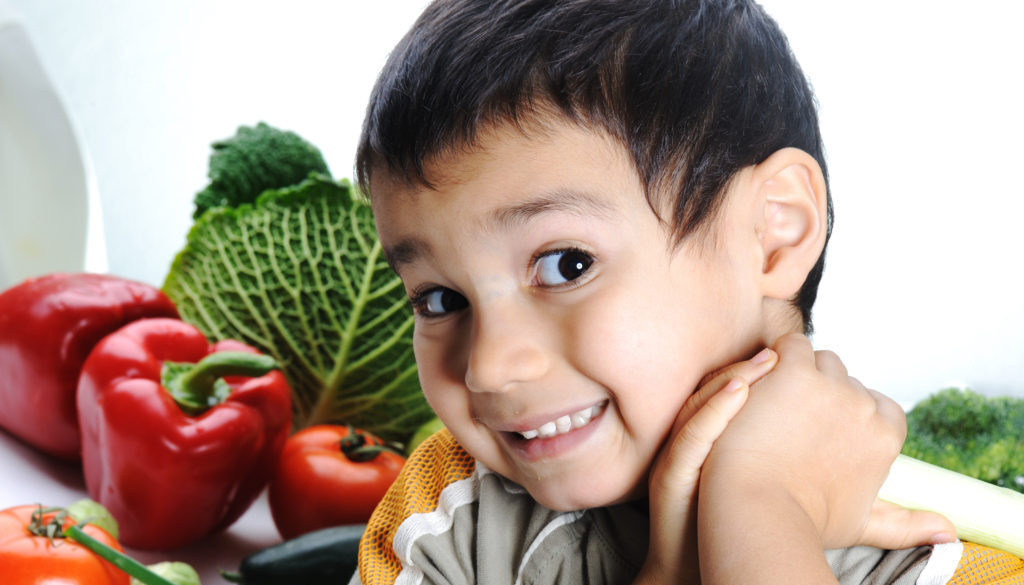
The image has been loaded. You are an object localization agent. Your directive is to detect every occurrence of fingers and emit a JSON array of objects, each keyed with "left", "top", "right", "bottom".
[
  {"left": 645, "top": 377, "right": 751, "bottom": 585},
  {"left": 722, "top": 334, "right": 916, "bottom": 548},
  {"left": 775, "top": 333, "right": 846, "bottom": 378},
  {"left": 777, "top": 334, "right": 907, "bottom": 448},
  {"left": 681, "top": 347, "right": 778, "bottom": 428},
  {"left": 643, "top": 346, "right": 782, "bottom": 585},
  {"left": 814, "top": 349, "right": 848, "bottom": 377},
  {"left": 653, "top": 344, "right": 778, "bottom": 509},
  {"left": 858, "top": 500, "right": 958, "bottom": 549},
  {"left": 866, "top": 386, "right": 909, "bottom": 443},
  {"left": 653, "top": 350, "right": 774, "bottom": 506},
  {"left": 772, "top": 332, "right": 815, "bottom": 364},
  {"left": 663, "top": 378, "right": 750, "bottom": 482}
]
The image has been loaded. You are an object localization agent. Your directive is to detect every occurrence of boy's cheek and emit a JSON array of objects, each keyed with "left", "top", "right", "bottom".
[
  {"left": 414, "top": 355, "right": 462, "bottom": 417},
  {"left": 413, "top": 322, "right": 471, "bottom": 382},
  {"left": 573, "top": 290, "right": 703, "bottom": 389}
]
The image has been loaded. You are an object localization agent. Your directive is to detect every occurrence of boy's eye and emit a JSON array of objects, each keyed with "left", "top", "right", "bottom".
[
  {"left": 535, "top": 248, "right": 594, "bottom": 287},
  {"left": 413, "top": 287, "right": 468, "bottom": 317}
]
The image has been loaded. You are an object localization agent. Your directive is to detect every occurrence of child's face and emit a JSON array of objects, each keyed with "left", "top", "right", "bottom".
[{"left": 372, "top": 119, "right": 767, "bottom": 511}]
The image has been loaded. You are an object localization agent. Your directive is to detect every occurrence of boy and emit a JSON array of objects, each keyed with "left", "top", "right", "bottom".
[{"left": 350, "top": 1, "right": 1022, "bottom": 583}]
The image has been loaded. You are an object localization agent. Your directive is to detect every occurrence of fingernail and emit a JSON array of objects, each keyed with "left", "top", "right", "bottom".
[
  {"left": 751, "top": 348, "right": 774, "bottom": 365},
  {"left": 724, "top": 378, "right": 745, "bottom": 393},
  {"left": 930, "top": 533, "right": 957, "bottom": 545}
]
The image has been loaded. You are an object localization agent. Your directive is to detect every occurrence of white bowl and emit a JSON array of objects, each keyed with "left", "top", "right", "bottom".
[{"left": 0, "top": 6, "right": 99, "bottom": 290}]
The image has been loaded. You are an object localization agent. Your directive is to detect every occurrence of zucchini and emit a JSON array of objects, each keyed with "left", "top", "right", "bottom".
[{"left": 223, "top": 524, "right": 365, "bottom": 585}]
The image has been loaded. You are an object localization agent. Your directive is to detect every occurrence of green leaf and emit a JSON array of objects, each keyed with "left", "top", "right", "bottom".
[
  {"left": 163, "top": 174, "right": 432, "bottom": 443},
  {"left": 66, "top": 498, "right": 119, "bottom": 540},
  {"left": 408, "top": 416, "right": 446, "bottom": 455},
  {"left": 132, "top": 562, "right": 201, "bottom": 585}
]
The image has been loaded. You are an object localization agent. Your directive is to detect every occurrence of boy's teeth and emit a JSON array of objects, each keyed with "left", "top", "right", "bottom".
[
  {"left": 555, "top": 415, "right": 572, "bottom": 434},
  {"left": 571, "top": 408, "right": 593, "bottom": 427},
  {"left": 518, "top": 404, "right": 602, "bottom": 440}
]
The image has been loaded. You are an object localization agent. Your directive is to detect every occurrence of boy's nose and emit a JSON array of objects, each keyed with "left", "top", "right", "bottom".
[{"left": 464, "top": 307, "right": 550, "bottom": 394}]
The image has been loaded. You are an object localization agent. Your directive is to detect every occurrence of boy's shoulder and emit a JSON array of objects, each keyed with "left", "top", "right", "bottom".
[
  {"left": 383, "top": 428, "right": 477, "bottom": 514},
  {"left": 355, "top": 430, "right": 1024, "bottom": 585},
  {"left": 953, "top": 542, "right": 1024, "bottom": 584},
  {"left": 357, "top": 428, "right": 476, "bottom": 584},
  {"left": 355, "top": 428, "right": 649, "bottom": 585},
  {"left": 826, "top": 541, "right": 1024, "bottom": 585}
]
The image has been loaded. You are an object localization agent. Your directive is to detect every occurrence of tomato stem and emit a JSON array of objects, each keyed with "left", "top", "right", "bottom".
[
  {"left": 65, "top": 525, "right": 178, "bottom": 585},
  {"left": 337, "top": 425, "right": 404, "bottom": 462},
  {"left": 27, "top": 505, "right": 69, "bottom": 540}
]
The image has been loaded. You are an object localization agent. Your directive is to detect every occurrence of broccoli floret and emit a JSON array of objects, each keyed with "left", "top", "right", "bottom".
[
  {"left": 903, "top": 387, "right": 1024, "bottom": 493},
  {"left": 192, "top": 122, "right": 331, "bottom": 219}
]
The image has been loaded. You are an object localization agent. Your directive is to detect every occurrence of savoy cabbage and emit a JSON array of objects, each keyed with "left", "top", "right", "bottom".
[{"left": 164, "top": 174, "right": 432, "bottom": 443}]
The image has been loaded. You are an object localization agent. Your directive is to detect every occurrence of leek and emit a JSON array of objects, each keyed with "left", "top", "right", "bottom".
[{"left": 880, "top": 454, "right": 1024, "bottom": 558}]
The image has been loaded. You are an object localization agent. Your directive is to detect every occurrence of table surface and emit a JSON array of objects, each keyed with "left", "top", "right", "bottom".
[{"left": 0, "top": 428, "right": 284, "bottom": 584}]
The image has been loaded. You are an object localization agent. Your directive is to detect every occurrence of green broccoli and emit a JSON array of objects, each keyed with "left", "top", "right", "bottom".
[
  {"left": 192, "top": 122, "right": 331, "bottom": 219},
  {"left": 902, "top": 387, "right": 1024, "bottom": 493}
]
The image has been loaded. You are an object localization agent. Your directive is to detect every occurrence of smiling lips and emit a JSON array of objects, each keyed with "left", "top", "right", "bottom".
[{"left": 517, "top": 402, "right": 606, "bottom": 440}]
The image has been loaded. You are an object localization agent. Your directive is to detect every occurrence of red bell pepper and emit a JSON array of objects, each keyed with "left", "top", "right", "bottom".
[
  {"left": 0, "top": 272, "right": 179, "bottom": 460},
  {"left": 77, "top": 317, "right": 292, "bottom": 550}
]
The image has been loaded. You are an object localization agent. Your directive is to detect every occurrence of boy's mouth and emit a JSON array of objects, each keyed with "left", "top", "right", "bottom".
[{"left": 516, "top": 402, "right": 606, "bottom": 440}]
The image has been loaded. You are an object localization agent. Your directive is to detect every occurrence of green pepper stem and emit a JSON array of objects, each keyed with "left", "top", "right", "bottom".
[
  {"left": 65, "top": 525, "right": 178, "bottom": 585},
  {"left": 164, "top": 351, "right": 279, "bottom": 416}
]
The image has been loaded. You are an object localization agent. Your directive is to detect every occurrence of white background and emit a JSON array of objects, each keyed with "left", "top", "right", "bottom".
[
  {"left": 1, "top": 0, "right": 1023, "bottom": 582},
  {"left": 4, "top": 0, "right": 1023, "bottom": 408}
]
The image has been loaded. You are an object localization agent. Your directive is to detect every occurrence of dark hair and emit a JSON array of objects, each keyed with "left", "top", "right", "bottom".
[{"left": 357, "top": 0, "right": 832, "bottom": 333}]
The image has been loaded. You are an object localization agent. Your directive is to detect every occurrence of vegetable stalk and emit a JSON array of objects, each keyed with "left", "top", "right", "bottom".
[
  {"left": 880, "top": 454, "right": 1024, "bottom": 558},
  {"left": 65, "top": 525, "right": 178, "bottom": 585},
  {"left": 163, "top": 351, "right": 279, "bottom": 416}
]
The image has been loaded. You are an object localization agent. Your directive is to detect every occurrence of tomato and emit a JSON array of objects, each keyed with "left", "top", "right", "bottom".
[
  {"left": 269, "top": 425, "right": 406, "bottom": 539},
  {"left": 0, "top": 505, "right": 129, "bottom": 585}
]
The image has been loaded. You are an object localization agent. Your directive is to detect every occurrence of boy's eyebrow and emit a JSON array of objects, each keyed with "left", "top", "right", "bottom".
[
  {"left": 383, "top": 189, "right": 617, "bottom": 273},
  {"left": 383, "top": 237, "right": 429, "bottom": 274},
  {"left": 490, "top": 188, "right": 617, "bottom": 230}
]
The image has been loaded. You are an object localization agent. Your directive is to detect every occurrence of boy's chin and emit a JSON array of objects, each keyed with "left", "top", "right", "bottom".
[{"left": 525, "top": 477, "right": 646, "bottom": 512}]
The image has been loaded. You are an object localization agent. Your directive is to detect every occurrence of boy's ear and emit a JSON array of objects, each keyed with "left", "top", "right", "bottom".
[{"left": 750, "top": 147, "right": 828, "bottom": 300}]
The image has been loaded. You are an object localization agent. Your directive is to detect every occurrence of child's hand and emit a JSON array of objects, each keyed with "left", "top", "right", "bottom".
[
  {"left": 635, "top": 347, "right": 778, "bottom": 585},
  {"left": 696, "top": 334, "right": 953, "bottom": 585},
  {"left": 859, "top": 499, "right": 956, "bottom": 550}
]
